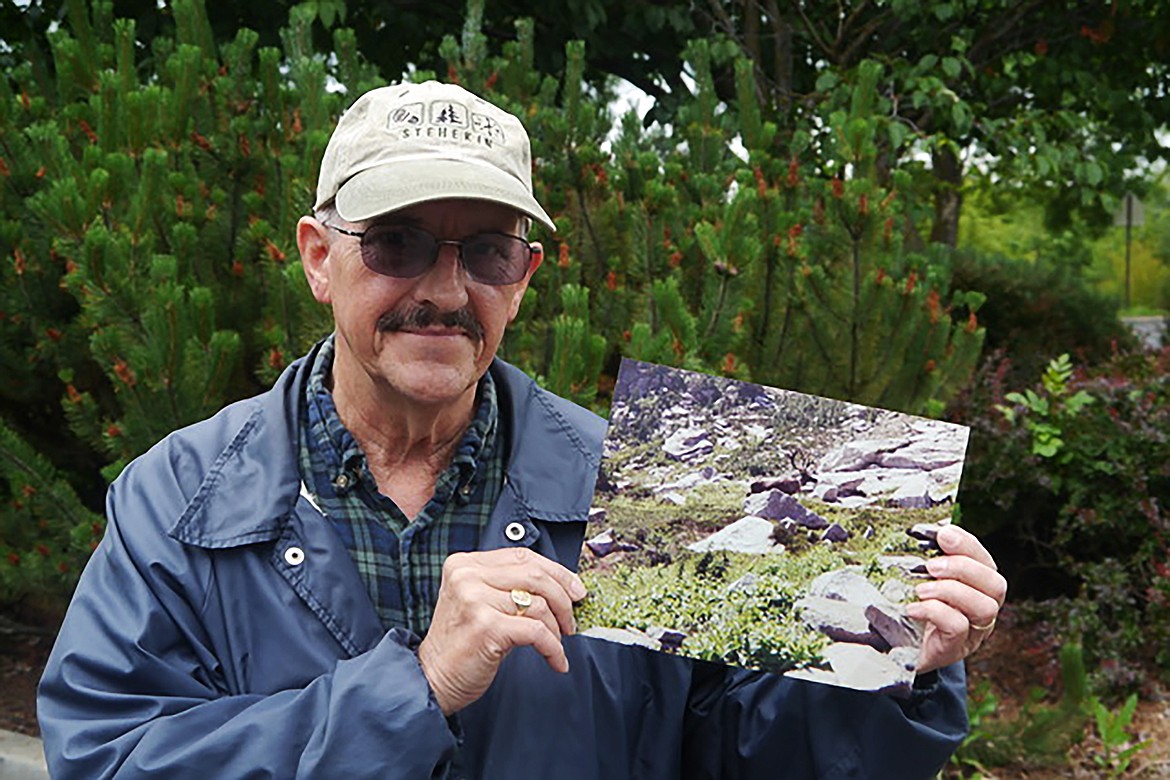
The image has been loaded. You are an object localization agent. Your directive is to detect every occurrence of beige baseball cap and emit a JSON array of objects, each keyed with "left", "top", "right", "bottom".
[{"left": 314, "top": 81, "right": 555, "bottom": 232}]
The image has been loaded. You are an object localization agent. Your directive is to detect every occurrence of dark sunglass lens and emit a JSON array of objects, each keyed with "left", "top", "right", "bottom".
[
  {"left": 361, "top": 226, "right": 435, "bottom": 278},
  {"left": 462, "top": 234, "right": 528, "bottom": 285}
]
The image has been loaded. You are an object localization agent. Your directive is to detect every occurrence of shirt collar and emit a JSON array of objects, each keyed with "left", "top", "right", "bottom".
[{"left": 303, "top": 334, "right": 499, "bottom": 498}]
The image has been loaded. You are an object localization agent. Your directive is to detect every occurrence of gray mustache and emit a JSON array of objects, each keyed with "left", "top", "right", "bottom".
[{"left": 377, "top": 304, "right": 485, "bottom": 342}]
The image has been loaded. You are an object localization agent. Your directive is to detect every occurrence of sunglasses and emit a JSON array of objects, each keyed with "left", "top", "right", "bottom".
[{"left": 326, "top": 223, "right": 535, "bottom": 286}]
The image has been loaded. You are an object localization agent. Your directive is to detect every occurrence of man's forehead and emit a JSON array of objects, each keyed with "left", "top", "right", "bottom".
[{"left": 364, "top": 199, "right": 527, "bottom": 229}]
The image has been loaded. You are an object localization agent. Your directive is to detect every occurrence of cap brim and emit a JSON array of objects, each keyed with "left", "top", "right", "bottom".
[{"left": 334, "top": 158, "right": 556, "bottom": 233}]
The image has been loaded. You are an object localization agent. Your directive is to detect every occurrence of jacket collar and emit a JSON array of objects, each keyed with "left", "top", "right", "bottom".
[
  {"left": 170, "top": 342, "right": 604, "bottom": 549},
  {"left": 488, "top": 359, "right": 603, "bottom": 524},
  {"left": 168, "top": 344, "right": 312, "bottom": 549}
]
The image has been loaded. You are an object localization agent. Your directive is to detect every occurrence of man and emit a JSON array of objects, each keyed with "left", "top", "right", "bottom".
[{"left": 39, "top": 81, "right": 1006, "bottom": 778}]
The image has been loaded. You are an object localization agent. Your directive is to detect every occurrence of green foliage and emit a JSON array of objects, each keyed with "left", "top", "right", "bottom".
[
  {"left": 578, "top": 553, "right": 831, "bottom": 673},
  {"left": 8, "top": 1, "right": 1169, "bottom": 247},
  {"left": 544, "top": 283, "right": 606, "bottom": 409},
  {"left": 998, "top": 351, "right": 1169, "bottom": 564},
  {"left": 504, "top": 38, "right": 984, "bottom": 412},
  {"left": 947, "top": 645, "right": 1156, "bottom": 778},
  {"left": 1088, "top": 692, "right": 1152, "bottom": 777},
  {"left": 1088, "top": 178, "right": 1170, "bottom": 312},
  {"left": 949, "top": 249, "right": 1135, "bottom": 387},
  {"left": 0, "top": 0, "right": 370, "bottom": 599},
  {"left": 944, "top": 678, "right": 1001, "bottom": 778},
  {"left": 0, "top": 420, "right": 103, "bottom": 599},
  {"left": 959, "top": 114, "right": 1170, "bottom": 316},
  {"left": 17, "top": 1, "right": 1160, "bottom": 619},
  {"left": 999, "top": 354, "right": 1094, "bottom": 458},
  {"left": 579, "top": 476, "right": 943, "bottom": 673},
  {"left": 948, "top": 644, "right": 1089, "bottom": 771},
  {"left": 955, "top": 349, "right": 1170, "bottom": 686}
]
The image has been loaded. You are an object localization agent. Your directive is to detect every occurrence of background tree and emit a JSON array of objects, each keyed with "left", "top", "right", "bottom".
[
  {"left": 0, "top": 0, "right": 370, "bottom": 598},
  {"left": 6, "top": 0, "right": 1167, "bottom": 249},
  {"left": 694, "top": 0, "right": 1170, "bottom": 247}
]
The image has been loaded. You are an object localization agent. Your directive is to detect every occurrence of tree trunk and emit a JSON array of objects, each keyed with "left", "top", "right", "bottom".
[
  {"left": 744, "top": 0, "right": 761, "bottom": 65},
  {"left": 929, "top": 146, "right": 963, "bottom": 246},
  {"left": 767, "top": 0, "right": 793, "bottom": 113}
]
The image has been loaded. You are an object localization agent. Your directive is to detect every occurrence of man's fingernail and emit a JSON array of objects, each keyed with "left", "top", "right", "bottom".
[{"left": 570, "top": 577, "right": 587, "bottom": 600}]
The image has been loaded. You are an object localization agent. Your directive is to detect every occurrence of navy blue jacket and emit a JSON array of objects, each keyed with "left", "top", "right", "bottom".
[{"left": 39, "top": 345, "right": 967, "bottom": 778}]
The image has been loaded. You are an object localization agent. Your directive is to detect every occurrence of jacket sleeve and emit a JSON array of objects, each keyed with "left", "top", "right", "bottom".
[
  {"left": 680, "top": 659, "right": 967, "bottom": 780},
  {"left": 37, "top": 487, "right": 457, "bottom": 780}
]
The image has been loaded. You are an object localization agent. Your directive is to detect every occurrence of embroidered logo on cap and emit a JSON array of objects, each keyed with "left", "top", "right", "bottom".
[
  {"left": 471, "top": 113, "right": 505, "bottom": 143},
  {"left": 389, "top": 103, "right": 423, "bottom": 126},
  {"left": 431, "top": 100, "right": 468, "bottom": 126},
  {"left": 384, "top": 100, "right": 508, "bottom": 147}
]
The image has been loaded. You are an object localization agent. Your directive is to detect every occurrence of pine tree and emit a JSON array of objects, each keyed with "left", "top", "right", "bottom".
[
  {"left": 546, "top": 284, "right": 607, "bottom": 409},
  {"left": 0, "top": 0, "right": 378, "bottom": 599},
  {"left": 451, "top": 27, "right": 985, "bottom": 413},
  {"left": 0, "top": 420, "right": 101, "bottom": 598}
]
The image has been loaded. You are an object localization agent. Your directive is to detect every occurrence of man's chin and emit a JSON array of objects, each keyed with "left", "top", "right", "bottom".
[
  {"left": 374, "top": 351, "right": 487, "bottom": 405},
  {"left": 390, "top": 371, "right": 482, "bottom": 408}
]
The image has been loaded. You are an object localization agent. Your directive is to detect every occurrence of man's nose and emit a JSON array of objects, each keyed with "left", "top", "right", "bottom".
[{"left": 411, "top": 242, "right": 470, "bottom": 310}]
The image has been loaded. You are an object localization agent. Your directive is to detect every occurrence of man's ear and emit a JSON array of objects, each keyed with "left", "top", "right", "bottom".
[
  {"left": 527, "top": 241, "right": 545, "bottom": 277},
  {"left": 507, "top": 241, "right": 544, "bottom": 322},
  {"left": 297, "top": 216, "right": 333, "bottom": 304}
]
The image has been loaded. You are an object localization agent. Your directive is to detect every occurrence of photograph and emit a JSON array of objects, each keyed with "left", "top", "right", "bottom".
[{"left": 576, "top": 358, "right": 971, "bottom": 696}]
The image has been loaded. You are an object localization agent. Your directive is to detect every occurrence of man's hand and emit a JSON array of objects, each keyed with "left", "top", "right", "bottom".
[
  {"left": 417, "top": 547, "right": 587, "bottom": 715},
  {"left": 906, "top": 524, "right": 1007, "bottom": 675}
]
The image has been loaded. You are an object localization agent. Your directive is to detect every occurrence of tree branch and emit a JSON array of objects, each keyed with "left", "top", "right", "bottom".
[
  {"left": 787, "top": 0, "right": 834, "bottom": 60},
  {"left": 744, "top": 0, "right": 762, "bottom": 67},
  {"left": 762, "top": 0, "right": 793, "bottom": 110},
  {"left": 966, "top": 0, "right": 1048, "bottom": 69},
  {"left": 0, "top": 613, "right": 56, "bottom": 638},
  {"left": 839, "top": 12, "right": 897, "bottom": 66},
  {"left": 704, "top": 0, "right": 739, "bottom": 39},
  {"left": 838, "top": 0, "right": 873, "bottom": 51}
]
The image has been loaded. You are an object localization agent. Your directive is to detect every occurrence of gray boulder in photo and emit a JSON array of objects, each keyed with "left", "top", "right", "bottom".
[{"left": 686, "top": 516, "right": 782, "bottom": 555}]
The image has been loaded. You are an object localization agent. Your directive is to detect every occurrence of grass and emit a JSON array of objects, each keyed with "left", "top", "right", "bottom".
[{"left": 1118, "top": 306, "right": 1168, "bottom": 318}]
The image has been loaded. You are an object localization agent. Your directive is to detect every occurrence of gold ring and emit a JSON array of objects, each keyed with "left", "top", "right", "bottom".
[
  {"left": 970, "top": 617, "right": 996, "bottom": 632},
  {"left": 510, "top": 588, "right": 533, "bottom": 617}
]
